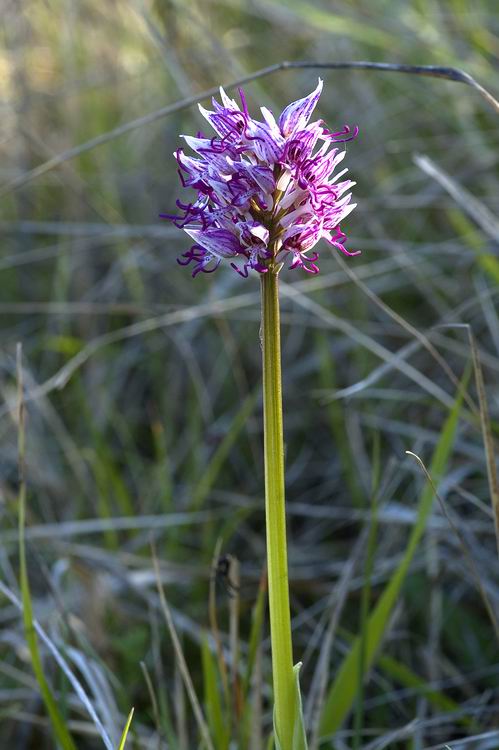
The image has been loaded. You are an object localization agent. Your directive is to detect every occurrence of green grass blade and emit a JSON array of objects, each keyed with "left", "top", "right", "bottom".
[
  {"left": 319, "top": 375, "right": 467, "bottom": 738},
  {"left": 238, "top": 575, "right": 266, "bottom": 750},
  {"left": 191, "top": 391, "right": 257, "bottom": 511},
  {"left": 448, "top": 210, "right": 499, "bottom": 284},
  {"left": 316, "top": 331, "right": 364, "bottom": 508},
  {"left": 337, "top": 626, "right": 474, "bottom": 726},
  {"left": 353, "top": 491, "right": 379, "bottom": 750},
  {"left": 117, "top": 707, "right": 134, "bottom": 750},
  {"left": 377, "top": 654, "right": 471, "bottom": 722},
  {"left": 17, "top": 350, "right": 78, "bottom": 750},
  {"left": 252, "top": 0, "right": 395, "bottom": 49},
  {"left": 19, "top": 492, "right": 79, "bottom": 750},
  {"left": 243, "top": 574, "right": 267, "bottom": 700},
  {"left": 468, "top": 327, "right": 499, "bottom": 556},
  {"left": 292, "top": 663, "right": 308, "bottom": 750},
  {"left": 201, "top": 637, "right": 229, "bottom": 750}
]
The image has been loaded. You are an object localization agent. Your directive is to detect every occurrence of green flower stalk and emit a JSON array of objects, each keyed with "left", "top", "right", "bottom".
[{"left": 260, "top": 268, "right": 295, "bottom": 749}]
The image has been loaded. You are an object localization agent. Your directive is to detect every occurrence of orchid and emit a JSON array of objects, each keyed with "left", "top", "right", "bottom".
[
  {"left": 164, "top": 81, "right": 360, "bottom": 750},
  {"left": 164, "top": 79, "right": 359, "bottom": 277}
]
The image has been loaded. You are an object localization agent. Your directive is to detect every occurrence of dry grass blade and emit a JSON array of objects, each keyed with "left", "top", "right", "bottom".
[
  {"left": 307, "top": 529, "right": 368, "bottom": 750},
  {"left": 209, "top": 539, "right": 230, "bottom": 710},
  {"left": 15, "top": 345, "right": 85, "bottom": 750},
  {"left": 362, "top": 718, "right": 418, "bottom": 750},
  {"left": 228, "top": 555, "right": 241, "bottom": 719},
  {"left": 0, "top": 512, "right": 216, "bottom": 544},
  {"left": 0, "top": 220, "right": 178, "bottom": 238},
  {"left": 249, "top": 644, "right": 263, "bottom": 750},
  {"left": 283, "top": 61, "right": 499, "bottom": 114},
  {"left": 0, "top": 257, "right": 418, "bottom": 418},
  {"left": 0, "top": 580, "right": 114, "bottom": 750},
  {"left": 435, "top": 323, "right": 499, "bottom": 558},
  {"left": 319, "top": 377, "right": 466, "bottom": 737},
  {"left": 151, "top": 543, "right": 215, "bottom": 750},
  {"left": 423, "top": 730, "right": 499, "bottom": 750},
  {"left": 467, "top": 329, "right": 499, "bottom": 557},
  {"left": 174, "top": 660, "right": 188, "bottom": 750},
  {"left": 1, "top": 61, "right": 496, "bottom": 198},
  {"left": 330, "top": 287, "right": 499, "bottom": 402},
  {"left": 0, "top": 292, "right": 259, "bottom": 418},
  {"left": 140, "top": 662, "right": 162, "bottom": 750},
  {"left": 280, "top": 281, "right": 456, "bottom": 409},
  {"left": 406, "top": 451, "right": 499, "bottom": 642},
  {"left": 414, "top": 154, "right": 499, "bottom": 242},
  {"left": 333, "top": 252, "right": 479, "bottom": 418}
]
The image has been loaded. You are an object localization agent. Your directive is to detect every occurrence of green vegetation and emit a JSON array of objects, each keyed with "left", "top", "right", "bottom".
[{"left": 1, "top": 1, "right": 498, "bottom": 748}]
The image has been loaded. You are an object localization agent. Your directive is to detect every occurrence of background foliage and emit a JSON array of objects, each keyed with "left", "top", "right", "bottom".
[{"left": 1, "top": 1, "right": 498, "bottom": 748}]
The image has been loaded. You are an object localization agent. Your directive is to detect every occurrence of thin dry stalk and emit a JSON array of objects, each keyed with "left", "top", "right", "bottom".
[
  {"left": 228, "top": 555, "right": 242, "bottom": 720},
  {"left": 140, "top": 661, "right": 162, "bottom": 750},
  {"left": 209, "top": 539, "right": 230, "bottom": 709},
  {"left": 174, "top": 661, "right": 188, "bottom": 750},
  {"left": 333, "top": 252, "right": 479, "bottom": 418},
  {"left": 151, "top": 544, "right": 215, "bottom": 750},
  {"left": 414, "top": 155, "right": 499, "bottom": 242},
  {"left": 467, "top": 329, "right": 499, "bottom": 558},
  {"left": 406, "top": 451, "right": 499, "bottom": 643},
  {"left": 1, "top": 61, "right": 496, "bottom": 198},
  {"left": 307, "top": 529, "right": 369, "bottom": 750}
]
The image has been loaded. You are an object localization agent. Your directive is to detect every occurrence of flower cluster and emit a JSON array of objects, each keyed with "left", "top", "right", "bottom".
[{"left": 163, "top": 79, "right": 359, "bottom": 277}]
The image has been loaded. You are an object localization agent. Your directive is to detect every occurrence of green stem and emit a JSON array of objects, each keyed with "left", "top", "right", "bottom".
[{"left": 260, "top": 270, "right": 294, "bottom": 750}]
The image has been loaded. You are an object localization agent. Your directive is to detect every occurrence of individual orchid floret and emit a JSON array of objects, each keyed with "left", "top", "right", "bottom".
[{"left": 163, "top": 78, "right": 359, "bottom": 277}]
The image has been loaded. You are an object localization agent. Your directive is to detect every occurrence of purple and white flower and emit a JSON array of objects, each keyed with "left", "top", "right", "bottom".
[{"left": 163, "top": 78, "right": 359, "bottom": 277}]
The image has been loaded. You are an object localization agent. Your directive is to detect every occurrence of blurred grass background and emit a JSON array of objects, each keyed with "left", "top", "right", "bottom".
[{"left": 1, "top": 0, "right": 499, "bottom": 748}]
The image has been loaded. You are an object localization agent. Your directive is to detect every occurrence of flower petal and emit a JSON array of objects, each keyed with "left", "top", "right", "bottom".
[
  {"left": 183, "top": 227, "right": 241, "bottom": 259},
  {"left": 245, "top": 119, "right": 284, "bottom": 163},
  {"left": 219, "top": 87, "right": 240, "bottom": 110},
  {"left": 278, "top": 78, "right": 323, "bottom": 137},
  {"left": 260, "top": 106, "right": 280, "bottom": 136}
]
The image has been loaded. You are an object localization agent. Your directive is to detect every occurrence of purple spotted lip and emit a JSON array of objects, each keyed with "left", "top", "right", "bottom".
[{"left": 162, "top": 79, "right": 359, "bottom": 277}]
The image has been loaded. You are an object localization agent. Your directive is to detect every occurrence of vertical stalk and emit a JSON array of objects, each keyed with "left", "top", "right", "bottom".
[{"left": 260, "top": 270, "right": 294, "bottom": 750}]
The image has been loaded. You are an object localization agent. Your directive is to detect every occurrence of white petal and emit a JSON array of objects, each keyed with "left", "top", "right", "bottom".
[
  {"left": 219, "top": 87, "right": 240, "bottom": 110},
  {"left": 278, "top": 78, "right": 323, "bottom": 137}
]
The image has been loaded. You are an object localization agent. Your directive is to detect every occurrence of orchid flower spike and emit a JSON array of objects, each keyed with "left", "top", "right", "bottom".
[{"left": 163, "top": 79, "right": 359, "bottom": 277}]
